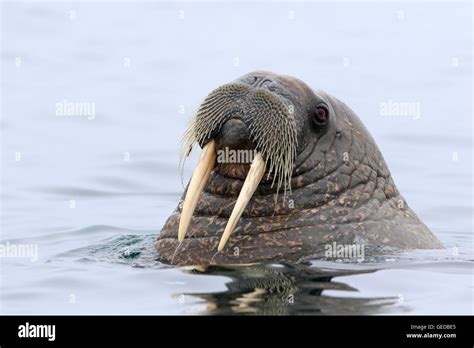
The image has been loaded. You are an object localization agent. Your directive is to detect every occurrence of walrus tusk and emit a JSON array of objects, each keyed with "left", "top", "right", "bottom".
[
  {"left": 178, "top": 140, "right": 216, "bottom": 242},
  {"left": 218, "top": 152, "right": 265, "bottom": 251}
]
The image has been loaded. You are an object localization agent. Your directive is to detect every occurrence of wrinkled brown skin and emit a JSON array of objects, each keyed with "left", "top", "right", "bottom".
[{"left": 156, "top": 71, "right": 443, "bottom": 266}]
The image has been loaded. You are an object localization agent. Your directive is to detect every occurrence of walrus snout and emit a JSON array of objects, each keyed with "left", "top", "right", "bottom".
[
  {"left": 173, "top": 76, "right": 299, "bottom": 252},
  {"left": 214, "top": 117, "right": 256, "bottom": 180},
  {"left": 216, "top": 117, "right": 253, "bottom": 149}
]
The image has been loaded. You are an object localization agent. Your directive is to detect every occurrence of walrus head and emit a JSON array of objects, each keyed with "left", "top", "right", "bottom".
[{"left": 156, "top": 71, "right": 442, "bottom": 266}]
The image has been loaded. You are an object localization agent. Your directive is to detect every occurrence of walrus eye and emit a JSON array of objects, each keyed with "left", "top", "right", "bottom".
[{"left": 313, "top": 103, "right": 329, "bottom": 127}]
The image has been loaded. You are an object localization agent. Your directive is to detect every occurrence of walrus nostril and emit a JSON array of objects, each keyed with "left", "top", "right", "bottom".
[{"left": 216, "top": 117, "right": 251, "bottom": 148}]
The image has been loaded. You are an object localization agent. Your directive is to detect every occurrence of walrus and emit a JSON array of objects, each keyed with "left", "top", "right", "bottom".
[{"left": 156, "top": 71, "right": 443, "bottom": 266}]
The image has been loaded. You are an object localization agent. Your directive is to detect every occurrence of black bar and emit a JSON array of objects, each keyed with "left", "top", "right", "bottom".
[{"left": 0, "top": 315, "right": 472, "bottom": 346}]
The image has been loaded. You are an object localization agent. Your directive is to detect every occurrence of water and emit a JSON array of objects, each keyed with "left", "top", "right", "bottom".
[{"left": 1, "top": 1, "right": 472, "bottom": 315}]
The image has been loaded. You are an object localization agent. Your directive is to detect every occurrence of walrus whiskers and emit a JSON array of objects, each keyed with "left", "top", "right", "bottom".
[
  {"left": 179, "top": 83, "right": 297, "bottom": 197},
  {"left": 177, "top": 83, "right": 298, "bottom": 249}
]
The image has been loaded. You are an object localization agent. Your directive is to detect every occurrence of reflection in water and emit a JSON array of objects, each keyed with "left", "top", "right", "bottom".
[{"left": 183, "top": 263, "right": 399, "bottom": 315}]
